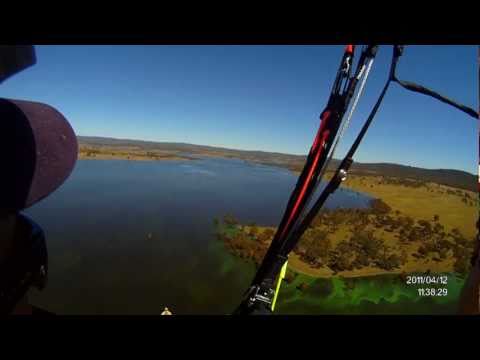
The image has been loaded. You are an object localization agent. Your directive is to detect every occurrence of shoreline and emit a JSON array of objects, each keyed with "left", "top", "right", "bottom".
[
  {"left": 78, "top": 146, "right": 197, "bottom": 162},
  {"left": 78, "top": 154, "right": 190, "bottom": 161},
  {"left": 287, "top": 253, "right": 459, "bottom": 280}
]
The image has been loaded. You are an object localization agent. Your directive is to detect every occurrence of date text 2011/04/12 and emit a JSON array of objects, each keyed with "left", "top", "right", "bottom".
[{"left": 406, "top": 276, "right": 448, "bottom": 286}]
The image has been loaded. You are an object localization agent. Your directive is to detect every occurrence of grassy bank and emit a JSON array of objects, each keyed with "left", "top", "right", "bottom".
[{"left": 328, "top": 172, "right": 477, "bottom": 239}]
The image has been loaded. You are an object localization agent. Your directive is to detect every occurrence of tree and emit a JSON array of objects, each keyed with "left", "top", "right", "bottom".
[
  {"left": 373, "top": 243, "right": 401, "bottom": 270},
  {"left": 417, "top": 245, "right": 427, "bottom": 257},
  {"left": 284, "top": 270, "right": 297, "bottom": 284},
  {"left": 450, "top": 228, "right": 462, "bottom": 241},
  {"left": 433, "top": 223, "right": 444, "bottom": 234},
  {"left": 352, "top": 253, "right": 370, "bottom": 269},
  {"left": 370, "top": 199, "right": 392, "bottom": 214},
  {"left": 305, "top": 231, "right": 331, "bottom": 265},
  {"left": 263, "top": 228, "right": 275, "bottom": 239},
  {"left": 223, "top": 214, "right": 238, "bottom": 226},
  {"left": 352, "top": 231, "right": 382, "bottom": 260},
  {"left": 257, "top": 230, "right": 272, "bottom": 244},
  {"left": 433, "top": 214, "right": 440, "bottom": 222},
  {"left": 438, "top": 248, "right": 448, "bottom": 260},
  {"left": 296, "top": 282, "right": 309, "bottom": 292},
  {"left": 453, "top": 255, "right": 470, "bottom": 276},
  {"left": 406, "top": 228, "right": 419, "bottom": 242},
  {"left": 250, "top": 225, "right": 259, "bottom": 238},
  {"left": 328, "top": 252, "right": 353, "bottom": 272},
  {"left": 404, "top": 216, "right": 414, "bottom": 229},
  {"left": 417, "top": 220, "right": 432, "bottom": 233}
]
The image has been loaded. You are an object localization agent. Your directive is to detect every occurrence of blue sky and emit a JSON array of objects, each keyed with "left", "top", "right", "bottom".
[{"left": 0, "top": 45, "right": 477, "bottom": 174}]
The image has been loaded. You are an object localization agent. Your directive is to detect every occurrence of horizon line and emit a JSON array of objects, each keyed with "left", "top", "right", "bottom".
[{"left": 77, "top": 134, "right": 477, "bottom": 177}]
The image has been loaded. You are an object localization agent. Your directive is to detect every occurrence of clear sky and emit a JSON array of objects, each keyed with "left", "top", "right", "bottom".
[{"left": 0, "top": 45, "right": 477, "bottom": 174}]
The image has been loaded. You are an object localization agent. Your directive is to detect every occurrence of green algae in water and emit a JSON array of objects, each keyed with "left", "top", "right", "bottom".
[
  {"left": 214, "top": 222, "right": 467, "bottom": 315},
  {"left": 275, "top": 272, "right": 466, "bottom": 314},
  {"left": 210, "top": 225, "right": 256, "bottom": 281}
]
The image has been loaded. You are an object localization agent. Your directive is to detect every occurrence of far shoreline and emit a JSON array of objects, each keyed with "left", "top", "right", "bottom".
[
  {"left": 78, "top": 154, "right": 190, "bottom": 161},
  {"left": 78, "top": 145, "right": 197, "bottom": 162}
]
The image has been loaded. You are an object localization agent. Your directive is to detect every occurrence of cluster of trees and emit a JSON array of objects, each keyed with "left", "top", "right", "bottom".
[
  {"left": 255, "top": 228, "right": 275, "bottom": 244},
  {"left": 218, "top": 216, "right": 278, "bottom": 267},
  {"left": 406, "top": 219, "right": 475, "bottom": 276},
  {"left": 296, "top": 228, "right": 331, "bottom": 268},
  {"left": 219, "top": 229, "right": 267, "bottom": 267},
  {"left": 83, "top": 148, "right": 101, "bottom": 157},
  {"left": 369, "top": 199, "right": 392, "bottom": 214},
  {"left": 461, "top": 197, "right": 475, "bottom": 206},
  {"left": 284, "top": 270, "right": 297, "bottom": 284},
  {"left": 145, "top": 151, "right": 166, "bottom": 159},
  {"left": 450, "top": 229, "right": 476, "bottom": 275},
  {"left": 218, "top": 204, "right": 475, "bottom": 277},
  {"left": 444, "top": 189, "right": 475, "bottom": 206},
  {"left": 383, "top": 214, "right": 449, "bottom": 245},
  {"left": 295, "top": 228, "right": 405, "bottom": 273},
  {"left": 302, "top": 204, "right": 475, "bottom": 275},
  {"left": 453, "top": 244, "right": 474, "bottom": 275},
  {"left": 223, "top": 214, "right": 238, "bottom": 226},
  {"left": 326, "top": 231, "right": 404, "bottom": 273},
  {"left": 415, "top": 239, "right": 451, "bottom": 261},
  {"left": 376, "top": 176, "right": 427, "bottom": 189},
  {"left": 311, "top": 206, "right": 376, "bottom": 231},
  {"left": 310, "top": 199, "right": 393, "bottom": 231}
]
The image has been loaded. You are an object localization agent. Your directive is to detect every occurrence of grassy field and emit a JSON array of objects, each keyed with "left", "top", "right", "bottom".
[{"left": 328, "top": 172, "right": 477, "bottom": 239}]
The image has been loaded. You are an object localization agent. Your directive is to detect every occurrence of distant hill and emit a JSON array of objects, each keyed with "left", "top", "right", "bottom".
[
  {"left": 345, "top": 162, "right": 476, "bottom": 192},
  {"left": 77, "top": 136, "right": 477, "bottom": 192}
]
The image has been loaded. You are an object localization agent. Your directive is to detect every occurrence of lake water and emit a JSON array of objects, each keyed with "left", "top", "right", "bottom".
[{"left": 25, "top": 158, "right": 376, "bottom": 314}]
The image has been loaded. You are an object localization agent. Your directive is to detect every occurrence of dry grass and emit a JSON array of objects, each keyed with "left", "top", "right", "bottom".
[{"left": 334, "top": 173, "right": 477, "bottom": 239}]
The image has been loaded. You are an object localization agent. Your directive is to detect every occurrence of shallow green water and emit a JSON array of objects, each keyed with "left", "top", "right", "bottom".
[{"left": 274, "top": 271, "right": 465, "bottom": 315}]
